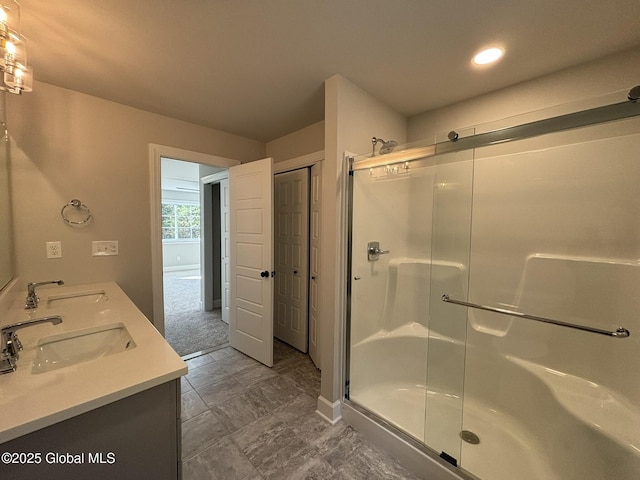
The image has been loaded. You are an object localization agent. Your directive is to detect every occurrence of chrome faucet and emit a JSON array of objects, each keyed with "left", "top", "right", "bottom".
[
  {"left": 0, "top": 315, "right": 63, "bottom": 374},
  {"left": 24, "top": 280, "right": 64, "bottom": 309}
]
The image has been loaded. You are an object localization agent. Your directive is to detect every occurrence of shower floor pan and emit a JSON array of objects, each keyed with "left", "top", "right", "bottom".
[
  {"left": 349, "top": 328, "right": 639, "bottom": 480},
  {"left": 350, "top": 383, "right": 555, "bottom": 480}
]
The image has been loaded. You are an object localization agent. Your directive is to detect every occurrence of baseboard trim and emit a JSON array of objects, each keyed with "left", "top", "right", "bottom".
[{"left": 315, "top": 396, "right": 342, "bottom": 425}]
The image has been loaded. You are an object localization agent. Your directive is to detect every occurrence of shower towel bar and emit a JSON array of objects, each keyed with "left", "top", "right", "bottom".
[{"left": 441, "top": 294, "right": 630, "bottom": 338}]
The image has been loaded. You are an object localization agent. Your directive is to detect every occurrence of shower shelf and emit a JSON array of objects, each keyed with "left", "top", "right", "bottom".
[{"left": 441, "top": 294, "right": 630, "bottom": 338}]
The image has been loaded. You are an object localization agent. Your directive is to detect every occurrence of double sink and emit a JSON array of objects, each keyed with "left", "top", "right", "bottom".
[{"left": 3, "top": 287, "right": 137, "bottom": 374}]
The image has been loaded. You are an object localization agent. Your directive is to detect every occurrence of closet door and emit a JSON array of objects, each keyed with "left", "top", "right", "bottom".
[
  {"left": 308, "top": 163, "right": 321, "bottom": 368},
  {"left": 220, "top": 178, "right": 230, "bottom": 324},
  {"left": 274, "top": 168, "right": 309, "bottom": 352}
]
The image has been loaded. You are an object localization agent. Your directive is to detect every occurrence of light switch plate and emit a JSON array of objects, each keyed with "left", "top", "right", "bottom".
[{"left": 92, "top": 240, "right": 119, "bottom": 256}]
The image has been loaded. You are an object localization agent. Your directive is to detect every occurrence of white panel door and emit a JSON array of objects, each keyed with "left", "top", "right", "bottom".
[
  {"left": 229, "top": 158, "right": 274, "bottom": 367},
  {"left": 309, "top": 163, "right": 321, "bottom": 368},
  {"left": 220, "top": 178, "right": 230, "bottom": 324},
  {"left": 274, "top": 169, "right": 309, "bottom": 352}
]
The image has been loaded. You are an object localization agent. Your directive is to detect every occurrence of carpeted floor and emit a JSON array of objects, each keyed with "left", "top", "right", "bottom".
[{"left": 164, "top": 269, "right": 229, "bottom": 357}]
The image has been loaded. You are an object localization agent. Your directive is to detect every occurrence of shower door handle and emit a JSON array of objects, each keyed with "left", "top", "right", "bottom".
[{"left": 367, "top": 241, "right": 390, "bottom": 261}]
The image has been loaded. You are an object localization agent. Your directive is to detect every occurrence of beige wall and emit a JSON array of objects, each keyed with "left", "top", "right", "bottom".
[
  {"left": 7, "top": 81, "right": 265, "bottom": 319},
  {"left": 408, "top": 47, "right": 640, "bottom": 142},
  {"left": 266, "top": 120, "right": 324, "bottom": 162},
  {"left": 321, "top": 74, "right": 407, "bottom": 416}
]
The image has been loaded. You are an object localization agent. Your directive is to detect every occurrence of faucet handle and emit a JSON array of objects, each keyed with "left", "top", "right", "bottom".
[
  {"left": 25, "top": 280, "right": 64, "bottom": 309},
  {"left": 0, "top": 316, "right": 63, "bottom": 370},
  {"left": 0, "top": 355, "right": 17, "bottom": 374},
  {"left": 24, "top": 295, "right": 39, "bottom": 309},
  {"left": 12, "top": 333, "right": 23, "bottom": 352},
  {"left": 5, "top": 332, "right": 22, "bottom": 357}
]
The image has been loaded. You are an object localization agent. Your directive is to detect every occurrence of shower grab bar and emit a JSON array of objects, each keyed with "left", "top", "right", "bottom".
[{"left": 441, "top": 294, "right": 630, "bottom": 338}]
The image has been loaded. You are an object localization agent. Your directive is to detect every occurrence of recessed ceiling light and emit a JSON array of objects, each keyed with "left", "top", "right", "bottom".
[{"left": 472, "top": 47, "right": 504, "bottom": 65}]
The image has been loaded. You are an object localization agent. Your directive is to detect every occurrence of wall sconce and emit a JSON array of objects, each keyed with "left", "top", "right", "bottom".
[{"left": 0, "top": 1, "right": 32, "bottom": 94}]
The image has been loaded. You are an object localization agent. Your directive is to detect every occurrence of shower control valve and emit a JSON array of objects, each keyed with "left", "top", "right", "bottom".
[{"left": 367, "top": 241, "right": 390, "bottom": 261}]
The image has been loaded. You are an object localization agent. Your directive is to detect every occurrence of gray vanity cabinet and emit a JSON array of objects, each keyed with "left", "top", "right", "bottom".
[{"left": 0, "top": 380, "right": 181, "bottom": 479}]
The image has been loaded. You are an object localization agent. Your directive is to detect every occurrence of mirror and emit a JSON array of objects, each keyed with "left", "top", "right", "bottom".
[{"left": 0, "top": 118, "right": 14, "bottom": 291}]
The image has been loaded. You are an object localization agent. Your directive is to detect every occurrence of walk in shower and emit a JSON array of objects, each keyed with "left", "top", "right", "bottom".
[{"left": 346, "top": 88, "right": 640, "bottom": 480}]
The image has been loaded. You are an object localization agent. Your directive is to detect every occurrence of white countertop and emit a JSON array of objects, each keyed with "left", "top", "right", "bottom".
[{"left": 0, "top": 281, "right": 187, "bottom": 444}]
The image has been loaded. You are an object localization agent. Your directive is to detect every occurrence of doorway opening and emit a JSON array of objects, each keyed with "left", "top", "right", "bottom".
[
  {"left": 150, "top": 145, "right": 323, "bottom": 368},
  {"left": 160, "top": 157, "right": 229, "bottom": 357},
  {"left": 273, "top": 160, "right": 322, "bottom": 369}
]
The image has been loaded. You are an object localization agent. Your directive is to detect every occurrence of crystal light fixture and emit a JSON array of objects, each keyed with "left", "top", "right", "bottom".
[{"left": 0, "top": 1, "right": 32, "bottom": 94}]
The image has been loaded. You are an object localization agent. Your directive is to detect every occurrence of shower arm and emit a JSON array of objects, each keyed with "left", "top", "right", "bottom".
[{"left": 371, "top": 137, "right": 382, "bottom": 156}]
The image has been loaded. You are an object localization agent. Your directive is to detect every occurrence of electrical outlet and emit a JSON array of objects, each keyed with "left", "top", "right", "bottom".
[
  {"left": 46, "top": 241, "right": 62, "bottom": 259},
  {"left": 92, "top": 240, "right": 119, "bottom": 256}
]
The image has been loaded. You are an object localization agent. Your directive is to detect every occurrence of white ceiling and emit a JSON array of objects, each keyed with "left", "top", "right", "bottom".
[
  {"left": 19, "top": 0, "right": 640, "bottom": 142},
  {"left": 161, "top": 158, "right": 201, "bottom": 193}
]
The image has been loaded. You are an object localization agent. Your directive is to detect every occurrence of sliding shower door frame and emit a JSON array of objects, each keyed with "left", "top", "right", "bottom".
[
  {"left": 350, "top": 93, "right": 640, "bottom": 173},
  {"left": 344, "top": 159, "right": 355, "bottom": 401}
]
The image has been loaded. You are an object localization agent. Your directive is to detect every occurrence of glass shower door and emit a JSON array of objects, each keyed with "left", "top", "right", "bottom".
[
  {"left": 347, "top": 153, "right": 437, "bottom": 442},
  {"left": 423, "top": 148, "right": 474, "bottom": 463},
  {"left": 347, "top": 141, "right": 474, "bottom": 459}
]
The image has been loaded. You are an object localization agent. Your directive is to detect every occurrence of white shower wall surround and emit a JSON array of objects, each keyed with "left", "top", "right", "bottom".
[{"left": 347, "top": 112, "right": 640, "bottom": 479}]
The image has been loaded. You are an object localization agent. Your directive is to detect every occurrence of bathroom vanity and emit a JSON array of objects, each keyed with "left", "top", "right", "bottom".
[{"left": 0, "top": 282, "right": 187, "bottom": 479}]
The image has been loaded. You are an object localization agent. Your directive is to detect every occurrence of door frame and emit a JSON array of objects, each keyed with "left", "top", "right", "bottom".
[
  {"left": 149, "top": 143, "right": 240, "bottom": 336},
  {"left": 200, "top": 170, "right": 229, "bottom": 310},
  {"left": 273, "top": 151, "right": 324, "bottom": 174},
  {"left": 200, "top": 171, "right": 230, "bottom": 320}
]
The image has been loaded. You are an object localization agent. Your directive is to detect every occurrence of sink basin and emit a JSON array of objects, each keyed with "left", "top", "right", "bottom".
[
  {"left": 46, "top": 290, "right": 108, "bottom": 308},
  {"left": 32, "top": 323, "right": 136, "bottom": 374}
]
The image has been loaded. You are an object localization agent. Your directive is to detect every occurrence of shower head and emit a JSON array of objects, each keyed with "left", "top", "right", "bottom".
[
  {"left": 379, "top": 139, "right": 398, "bottom": 155},
  {"left": 371, "top": 137, "right": 398, "bottom": 156}
]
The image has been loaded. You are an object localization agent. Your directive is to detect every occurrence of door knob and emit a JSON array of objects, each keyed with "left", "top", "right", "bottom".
[
  {"left": 260, "top": 270, "right": 269, "bottom": 278},
  {"left": 293, "top": 270, "right": 298, "bottom": 274}
]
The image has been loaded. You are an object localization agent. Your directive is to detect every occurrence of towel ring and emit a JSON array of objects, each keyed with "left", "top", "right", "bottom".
[{"left": 61, "top": 199, "right": 92, "bottom": 226}]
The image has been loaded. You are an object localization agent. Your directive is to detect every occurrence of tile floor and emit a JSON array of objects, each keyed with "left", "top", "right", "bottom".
[{"left": 181, "top": 339, "right": 423, "bottom": 479}]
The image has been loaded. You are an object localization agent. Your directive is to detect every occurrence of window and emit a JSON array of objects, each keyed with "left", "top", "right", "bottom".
[{"left": 161, "top": 203, "right": 201, "bottom": 240}]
